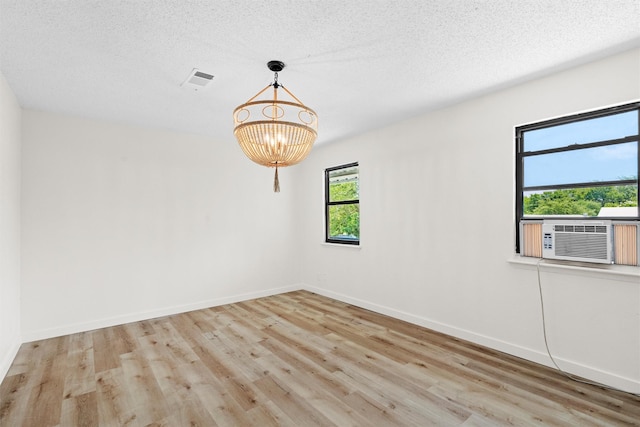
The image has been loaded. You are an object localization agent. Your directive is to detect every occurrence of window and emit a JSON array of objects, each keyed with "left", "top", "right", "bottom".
[
  {"left": 515, "top": 102, "right": 639, "bottom": 253},
  {"left": 325, "top": 162, "right": 359, "bottom": 245}
]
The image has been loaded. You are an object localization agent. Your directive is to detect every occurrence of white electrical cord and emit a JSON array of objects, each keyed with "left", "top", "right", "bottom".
[{"left": 535, "top": 258, "right": 640, "bottom": 397}]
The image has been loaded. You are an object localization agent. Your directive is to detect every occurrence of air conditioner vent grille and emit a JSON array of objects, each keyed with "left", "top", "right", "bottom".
[
  {"left": 555, "top": 233, "right": 608, "bottom": 260},
  {"left": 554, "top": 224, "right": 607, "bottom": 233}
]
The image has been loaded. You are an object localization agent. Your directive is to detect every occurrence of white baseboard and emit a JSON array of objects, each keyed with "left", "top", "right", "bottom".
[
  {"left": 21, "top": 284, "right": 303, "bottom": 343},
  {"left": 302, "top": 284, "right": 640, "bottom": 395},
  {"left": 0, "top": 335, "right": 22, "bottom": 383}
]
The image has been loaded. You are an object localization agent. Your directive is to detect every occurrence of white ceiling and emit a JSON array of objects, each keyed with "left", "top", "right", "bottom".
[{"left": 1, "top": 1, "right": 639, "bottom": 145}]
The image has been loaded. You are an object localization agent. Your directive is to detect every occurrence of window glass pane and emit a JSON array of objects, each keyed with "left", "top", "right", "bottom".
[
  {"left": 523, "top": 142, "right": 637, "bottom": 188},
  {"left": 328, "top": 166, "right": 359, "bottom": 202},
  {"left": 523, "top": 110, "right": 638, "bottom": 152},
  {"left": 523, "top": 184, "right": 638, "bottom": 217},
  {"left": 328, "top": 204, "right": 360, "bottom": 240}
]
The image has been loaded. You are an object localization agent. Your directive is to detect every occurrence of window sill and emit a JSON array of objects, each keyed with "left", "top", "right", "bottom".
[
  {"left": 508, "top": 256, "right": 639, "bottom": 283},
  {"left": 322, "top": 242, "right": 362, "bottom": 249}
]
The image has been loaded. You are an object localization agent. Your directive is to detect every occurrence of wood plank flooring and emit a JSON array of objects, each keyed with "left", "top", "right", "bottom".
[{"left": 1, "top": 290, "right": 639, "bottom": 426}]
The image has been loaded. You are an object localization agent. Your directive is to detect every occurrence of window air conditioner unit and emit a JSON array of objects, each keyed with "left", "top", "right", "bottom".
[{"left": 542, "top": 220, "right": 613, "bottom": 264}]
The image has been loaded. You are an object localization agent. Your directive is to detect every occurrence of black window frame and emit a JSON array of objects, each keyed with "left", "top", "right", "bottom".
[
  {"left": 515, "top": 102, "right": 640, "bottom": 253},
  {"left": 325, "top": 162, "right": 360, "bottom": 245}
]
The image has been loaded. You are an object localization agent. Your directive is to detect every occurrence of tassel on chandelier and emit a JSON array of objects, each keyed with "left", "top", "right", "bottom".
[
  {"left": 273, "top": 165, "right": 280, "bottom": 192},
  {"left": 233, "top": 61, "right": 318, "bottom": 192}
]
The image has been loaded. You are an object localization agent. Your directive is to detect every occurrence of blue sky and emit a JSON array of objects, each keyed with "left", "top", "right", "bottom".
[{"left": 523, "top": 110, "right": 638, "bottom": 188}]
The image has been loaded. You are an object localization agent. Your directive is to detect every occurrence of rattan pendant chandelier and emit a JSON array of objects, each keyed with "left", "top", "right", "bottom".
[{"left": 233, "top": 61, "right": 318, "bottom": 192}]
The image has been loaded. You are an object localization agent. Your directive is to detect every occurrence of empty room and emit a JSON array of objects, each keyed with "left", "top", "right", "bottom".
[{"left": 1, "top": 1, "right": 639, "bottom": 425}]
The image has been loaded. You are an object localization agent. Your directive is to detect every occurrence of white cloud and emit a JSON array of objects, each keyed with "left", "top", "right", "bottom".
[{"left": 593, "top": 143, "right": 636, "bottom": 160}]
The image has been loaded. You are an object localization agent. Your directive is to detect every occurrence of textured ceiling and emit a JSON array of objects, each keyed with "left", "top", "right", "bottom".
[{"left": 1, "top": 0, "right": 639, "bottom": 145}]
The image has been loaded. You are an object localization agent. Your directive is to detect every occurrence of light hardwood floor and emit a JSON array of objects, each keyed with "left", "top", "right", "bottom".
[{"left": 1, "top": 290, "right": 639, "bottom": 426}]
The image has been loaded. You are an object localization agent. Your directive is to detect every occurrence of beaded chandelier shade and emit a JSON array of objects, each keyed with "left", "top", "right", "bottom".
[{"left": 233, "top": 61, "right": 318, "bottom": 192}]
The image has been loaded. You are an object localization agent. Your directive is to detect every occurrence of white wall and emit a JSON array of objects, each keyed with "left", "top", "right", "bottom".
[
  {"left": 295, "top": 48, "right": 640, "bottom": 393},
  {"left": 21, "top": 111, "right": 300, "bottom": 341},
  {"left": 0, "top": 71, "right": 22, "bottom": 380}
]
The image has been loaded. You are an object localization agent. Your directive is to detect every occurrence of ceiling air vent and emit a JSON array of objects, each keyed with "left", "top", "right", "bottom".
[{"left": 181, "top": 68, "right": 214, "bottom": 91}]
